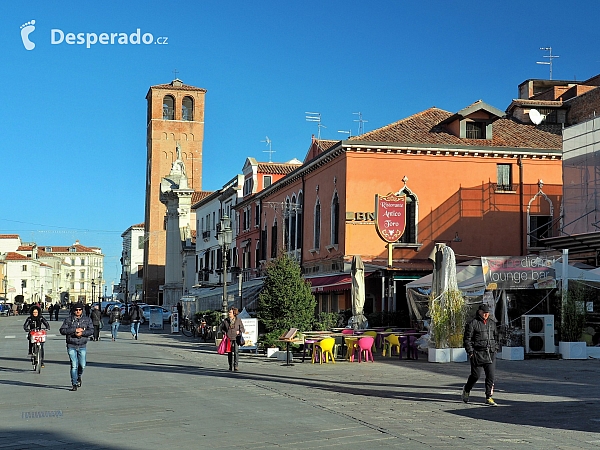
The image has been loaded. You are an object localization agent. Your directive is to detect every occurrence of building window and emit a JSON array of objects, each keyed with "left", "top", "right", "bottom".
[
  {"left": 290, "top": 195, "right": 297, "bottom": 250},
  {"left": 331, "top": 192, "right": 339, "bottom": 245},
  {"left": 81, "top": 258, "right": 86, "bottom": 266},
  {"left": 80, "top": 271, "right": 85, "bottom": 279},
  {"left": 255, "top": 204, "right": 260, "bottom": 227},
  {"left": 22, "top": 264, "right": 27, "bottom": 271},
  {"left": 466, "top": 121, "right": 485, "bottom": 139},
  {"left": 529, "top": 216, "right": 552, "bottom": 247},
  {"left": 243, "top": 178, "right": 253, "bottom": 196},
  {"left": 137, "top": 265, "right": 144, "bottom": 279},
  {"left": 163, "top": 95, "right": 175, "bottom": 120},
  {"left": 314, "top": 199, "right": 321, "bottom": 249},
  {"left": 264, "top": 175, "right": 272, "bottom": 188},
  {"left": 138, "top": 236, "right": 144, "bottom": 249},
  {"left": 261, "top": 227, "right": 267, "bottom": 261},
  {"left": 182, "top": 96, "right": 194, "bottom": 121},
  {"left": 537, "top": 108, "right": 558, "bottom": 124},
  {"left": 297, "top": 193, "right": 303, "bottom": 250},
  {"left": 497, "top": 164, "right": 512, "bottom": 191},
  {"left": 271, "top": 220, "right": 278, "bottom": 258}
]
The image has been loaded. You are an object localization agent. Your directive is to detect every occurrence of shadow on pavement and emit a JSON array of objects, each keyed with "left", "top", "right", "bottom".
[{"left": 0, "top": 430, "right": 122, "bottom": 449}]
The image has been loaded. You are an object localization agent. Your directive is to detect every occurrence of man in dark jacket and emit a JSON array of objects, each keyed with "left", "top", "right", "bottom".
[
  {"left": 59, "top": 302, "right": 94, "bottom": 391},
  {"left": 90, "top": 305, "right": 102, "bottom": 341},
  {"left": 462, "top": 304, "right": 499, "bottom": 406},
  {"left": 129, "top": 302, "right": 143, "bottom": 340}
]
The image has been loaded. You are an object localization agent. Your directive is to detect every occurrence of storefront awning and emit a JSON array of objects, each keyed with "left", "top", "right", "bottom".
[{"left": 305, "top": 273, "right": 378, "bottom": 293}]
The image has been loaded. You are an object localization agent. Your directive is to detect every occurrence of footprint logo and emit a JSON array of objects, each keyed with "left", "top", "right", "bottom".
[{"left": 20, "top": 20, "right": 36, "bottom": 50}]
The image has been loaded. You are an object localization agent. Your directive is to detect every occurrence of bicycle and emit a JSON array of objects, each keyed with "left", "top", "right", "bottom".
[
  {"left": 29, "top": 329, "right": 47, "bottom": 374},
  {"left": 181, "top": 315, "right": 197, "bottom": 337},
  {"left": 198, "top": 316, "right": 213, "bottom": 342}
]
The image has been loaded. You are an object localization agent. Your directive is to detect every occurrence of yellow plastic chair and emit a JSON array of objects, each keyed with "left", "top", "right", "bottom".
[
  {"left": 382, "top": 334, "right": 401, "bottom": 357},
  {"left": 314, "top": 337, "right": 336, "bottom": 364},
  {"left": 344, "top": 337, "right": 358, "bottom": 360}
]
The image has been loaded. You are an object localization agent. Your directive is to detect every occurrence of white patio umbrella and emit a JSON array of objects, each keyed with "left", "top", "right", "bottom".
[{"left": 351, "top": 255, "right": 367, "bottom": 329}]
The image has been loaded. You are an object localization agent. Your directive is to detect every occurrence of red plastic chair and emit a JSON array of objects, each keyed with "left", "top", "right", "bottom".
[{"left": 352, "top": 336, "right": 375, "bottom": 362}]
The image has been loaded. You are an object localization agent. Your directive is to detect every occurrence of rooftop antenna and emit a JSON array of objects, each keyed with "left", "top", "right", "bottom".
[
  {"left": 172, "top": 68, "right": 179, "bottom": 79},
  {"left": 305, "top": 112, "right": 326, "bottom": 139},
  {"left": 337, "top": 129, "right": 351, "bottom": 138},
  {"left": 536, "top": 47, "right": 559, "bottom": 80},
  {"left": 261, "top": 136, "right": 275, "bottom": 163},
  {"left": 353, "top": 112, "right": 368, "bottom": 135}
]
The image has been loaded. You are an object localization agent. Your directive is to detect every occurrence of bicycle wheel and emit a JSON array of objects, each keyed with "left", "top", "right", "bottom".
[
  {"left": 181, "top": 318, "right": 193, "bottom": 337},
  {"left": 33, "top": 345, "right": 41, "bottom": 373}
]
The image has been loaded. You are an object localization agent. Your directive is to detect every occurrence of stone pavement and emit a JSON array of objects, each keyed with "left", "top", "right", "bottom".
[{"left": 1, "top": 313, "right": 599, "bottom": 449}]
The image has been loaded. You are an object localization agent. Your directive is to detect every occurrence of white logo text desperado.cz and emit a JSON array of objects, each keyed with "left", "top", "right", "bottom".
[{"left": 51, "top": 28, "right": 168, "bottom": 48}]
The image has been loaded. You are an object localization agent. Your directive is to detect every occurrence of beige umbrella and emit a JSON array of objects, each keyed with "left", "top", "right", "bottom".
[{"left": 351, "top": 255, "right": 367, "bottom": 329}]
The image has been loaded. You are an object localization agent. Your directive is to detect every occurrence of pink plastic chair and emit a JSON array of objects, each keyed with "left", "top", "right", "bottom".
[
  {"left": 341, "top": 329, "right": 354, "bottom": 335},
  {"left": 352, "top": 336, "right": 375, "bottom": 362}
]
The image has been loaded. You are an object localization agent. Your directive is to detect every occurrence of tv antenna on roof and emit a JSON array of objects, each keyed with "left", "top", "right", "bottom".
[
  {"left": 305, "top": 112, "right": 326, "bottom": 139},
  {"left": 353, "top": 112, "right": 368, "bottom": 135},
  {"left": 261, "top": 136, "right": 275, "bottom": 162},
  {"left": 536, "top": 47, "right": 559, "bottom": 80},
  {"left": 338, "top": 129, "right": 351, "bottom": 138}
]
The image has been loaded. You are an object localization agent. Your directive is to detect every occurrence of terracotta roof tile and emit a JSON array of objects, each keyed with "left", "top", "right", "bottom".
[
  {"left": 0, "top": 234, "right": 20, "bottom": 239},
  {"left": 192, "top": 191, "right": 215, "bottom": 204},
  {"left": 6, "top": 252, "right": 28, "bottom": 261},
  {"left": 45, "top": 244, "right": 99, "bottom": 253},
  {"left": 17, "top": 245, "right": 34, "bottom": 251},
  {"left": 257, "top": 162, "right": 302, "bottom": 175},
  {"left": 150, "top": 80, "right": 206, "bottom": 92},
  {"left": 349, "top": 107, "right": 562, "bottom": 150}
]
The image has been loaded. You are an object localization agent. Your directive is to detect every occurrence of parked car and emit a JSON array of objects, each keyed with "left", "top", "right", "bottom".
[{"left": 141, "top": 305, "right": 172, "bottom": 323}]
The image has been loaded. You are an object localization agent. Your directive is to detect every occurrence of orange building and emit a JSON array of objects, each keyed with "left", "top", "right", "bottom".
[
  {"left": 143, "top": 79, "right": 206, "bottom": 304},
  {"left": 237, "top": 100, "right": 563, "bottom": 317}
]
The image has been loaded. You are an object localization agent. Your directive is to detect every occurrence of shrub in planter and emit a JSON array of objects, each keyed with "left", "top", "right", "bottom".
[{"left": 555, "top": 281, "right": 588, "bottom": 343}]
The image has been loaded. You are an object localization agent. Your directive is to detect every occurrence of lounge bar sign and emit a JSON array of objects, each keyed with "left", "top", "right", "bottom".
[
  {"left": 481, "top": 256, "right": 557, "bottom": 290},
  {"left": 375, "top": 192, "right": 406, "bottom": 243}
]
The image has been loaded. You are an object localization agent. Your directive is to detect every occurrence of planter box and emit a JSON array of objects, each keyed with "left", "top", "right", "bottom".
[
  {"left": 428, "top": 348, "right": 450, "bottom": 363},
  {"left": 501, "top": 346, "right": 524, "bottom": 361},
  {"left": 266, "top": 347, "right": 280, "bottom": 358},
  {"left": 450, "top": 348, "right": 467, "bottom": 362},
  {"left": 587, "top": 347, "right": 600, "bottom": 359},
  {"left": 559, "top": 341, "right": 587, "bottom": 359},
  {"left": 275, "top": 350, "right": 293, "bottom": 362}
]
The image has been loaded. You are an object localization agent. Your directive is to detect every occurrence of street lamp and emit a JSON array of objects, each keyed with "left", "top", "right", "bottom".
[
  {"left": 91, "top": 280, "right": 96, "bottom": 307},
  {"left": 217, "top": 214, "right": 232, "bottom": 317},
  {"left": 123, "top": 256, "right": 130, "bottom": 317}
]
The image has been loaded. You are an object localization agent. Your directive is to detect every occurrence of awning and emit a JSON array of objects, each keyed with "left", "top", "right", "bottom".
[
  {"left": 541, "top": 232, "right": 600, "bottom": 254},
  {"left": 306, "top": 274, "right": 353, "bottom": 293}
]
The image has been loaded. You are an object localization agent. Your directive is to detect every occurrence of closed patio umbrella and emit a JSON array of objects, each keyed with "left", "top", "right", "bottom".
[{"left": 351, "top": 255, "right": 367, "bottom": 329}]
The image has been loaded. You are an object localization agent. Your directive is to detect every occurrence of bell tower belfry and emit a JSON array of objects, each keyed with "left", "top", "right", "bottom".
[{"left": 143, "top": 79, "right": 206, "bottom": 305}]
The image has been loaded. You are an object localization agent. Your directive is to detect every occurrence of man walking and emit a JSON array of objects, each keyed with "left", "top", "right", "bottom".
[
  {"left": 129, "top": 302, "right": 143, "bottom": 340},
  {"left": 462, "top": 304, "right": 499, "bottom": 406},
  {"left": 90, "top": 305, "right": 102, "bottom": 341},
  {"left": 59, "top": 302, "right": 93, "bottom": 391}
]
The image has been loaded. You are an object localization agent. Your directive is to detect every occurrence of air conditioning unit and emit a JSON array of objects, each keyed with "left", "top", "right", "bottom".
[{"left": 522, "top": 314, "right": 555, "bottom": 354}]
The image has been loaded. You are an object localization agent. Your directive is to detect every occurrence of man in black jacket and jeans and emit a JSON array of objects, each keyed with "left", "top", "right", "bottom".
[
  {"left": 462, "top": 304, "right": 499, "bottom": 406},
  {"left": 59, "top": 303, "right": 94, "bottom": 391}
]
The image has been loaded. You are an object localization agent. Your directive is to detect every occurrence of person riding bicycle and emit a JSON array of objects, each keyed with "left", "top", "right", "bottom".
[{"left": 23, "top": 305, "right": 50, "bottom": 367}]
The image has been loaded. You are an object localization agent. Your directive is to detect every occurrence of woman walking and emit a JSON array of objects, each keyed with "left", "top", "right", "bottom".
[
  {"left": 220, "top": 307, "right": 245, "bottom": 371},
  {"left": 108, "top": 305, "right": 122, "bottom": 341}
]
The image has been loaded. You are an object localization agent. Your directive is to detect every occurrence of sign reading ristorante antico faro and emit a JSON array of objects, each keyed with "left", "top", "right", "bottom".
[{"left": 375, "top": 193, "right": 406, "bottom": 243}]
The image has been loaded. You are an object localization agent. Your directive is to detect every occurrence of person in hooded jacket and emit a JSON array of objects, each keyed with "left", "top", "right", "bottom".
[
  {"left": 129, "top": 302, "right": 143, "bottom": 339},
  {"left": 23, "top": 305, "right": 50, "bottom": 366},
  {"left": 90, "top": 305, "right": 102, "bottom": 341},
  {"left": 59, "top": 302, "right": 93, "bottom": 391},
  {"left": 108, "top": 305, "right": 122, "bottom": 341},
  {"left": 462, "top": 304, "right": 499, "bottom": 406}
]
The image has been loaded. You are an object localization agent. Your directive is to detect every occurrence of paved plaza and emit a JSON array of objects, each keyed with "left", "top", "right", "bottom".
[{"left": 1, "top": 312, "right": 599, "bottom": 449}]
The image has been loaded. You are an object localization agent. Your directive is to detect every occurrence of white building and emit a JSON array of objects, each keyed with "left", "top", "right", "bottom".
[{"left": 120, "top": 223, "right": 145, "bottom": 303}]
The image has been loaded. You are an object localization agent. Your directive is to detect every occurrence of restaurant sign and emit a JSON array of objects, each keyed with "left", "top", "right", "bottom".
[
  {"left": 481, "top": 256, "right": 557, "bottom": 290},
  {"left": 375, "top": 192, "right": 406, "bottom": 243}
]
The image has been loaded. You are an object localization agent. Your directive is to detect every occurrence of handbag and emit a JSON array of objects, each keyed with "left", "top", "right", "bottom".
[
  {"left": 236, "top": 334, "right": 245, "bottom": 346},
  {"left": 217, "top": 336, "right": 229, "bottom": 355},
  {"left": 473, "top": 348, "right": 492, "bottom": 365}
]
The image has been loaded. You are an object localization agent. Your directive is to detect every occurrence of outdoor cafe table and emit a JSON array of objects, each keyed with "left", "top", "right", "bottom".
[
  {"left": 382, "top": 331, "right": 427, "bottom": 359},
  {"left": 301, "top": 332, "right": 346, "bottom": 362}
]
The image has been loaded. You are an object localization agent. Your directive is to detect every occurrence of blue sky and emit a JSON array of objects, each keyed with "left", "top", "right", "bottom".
[{"left": 1, "top": 1, "right": 598, "bottom": 286}]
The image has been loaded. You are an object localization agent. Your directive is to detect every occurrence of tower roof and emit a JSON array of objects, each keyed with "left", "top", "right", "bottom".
[{"left": 149, "top": 79, "right": 207, "bottom": 93}]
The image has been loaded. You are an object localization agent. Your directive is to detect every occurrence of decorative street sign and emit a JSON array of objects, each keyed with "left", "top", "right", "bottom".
[{"left": 375, "top": 192, "right": 406, "bottom": 243}]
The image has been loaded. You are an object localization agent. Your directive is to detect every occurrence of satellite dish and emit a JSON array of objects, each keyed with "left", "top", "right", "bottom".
[{"left": 529, "top": 109, "right": 543, "bottom": 125}]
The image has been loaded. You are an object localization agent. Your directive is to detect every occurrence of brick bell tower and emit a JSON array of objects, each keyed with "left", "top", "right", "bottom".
[{"left": 143, "top": 79, "right": 206, "bottom": 305}]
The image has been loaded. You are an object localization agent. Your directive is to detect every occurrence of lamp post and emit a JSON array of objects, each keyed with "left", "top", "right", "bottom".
[
  {"left": 217, "top": 214, "right": 232, "bottom": 317},
  {"left": 91, "top": 280, "right": 96, "bottom": 307},
  {"left": 124, "top": 256, "right": 130, "bottom": 318}
]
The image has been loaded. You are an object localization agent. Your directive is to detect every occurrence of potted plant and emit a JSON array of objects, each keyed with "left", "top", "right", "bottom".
[
  {"left": 428, "top": 294, "right": 451, "bottom": 363},
  {"left": 558, "top": 282, "right": 588, "bottom": 359}
]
